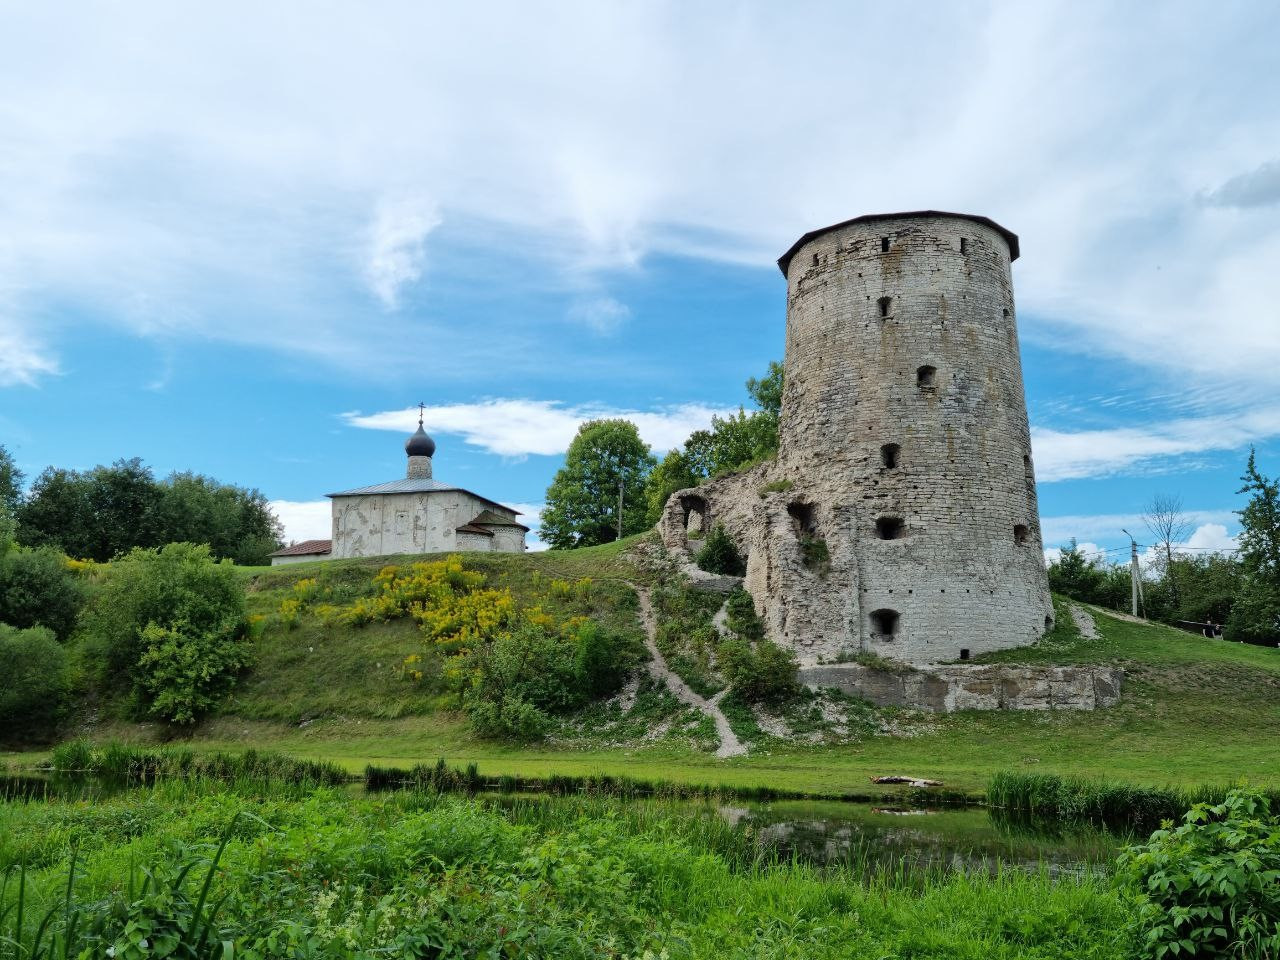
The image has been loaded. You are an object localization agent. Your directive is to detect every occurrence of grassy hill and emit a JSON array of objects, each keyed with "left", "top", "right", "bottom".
[{"left": 7, "top": 538, "right": 1278, "bottom": 796}]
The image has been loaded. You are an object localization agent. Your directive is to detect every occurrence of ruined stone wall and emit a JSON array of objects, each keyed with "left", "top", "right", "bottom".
[
  {"left": 658, "top": 212, "right": 1053, "bottom": 666},
  {"left": 799, "top": 662, "right": 1123, "bottom": 713}
]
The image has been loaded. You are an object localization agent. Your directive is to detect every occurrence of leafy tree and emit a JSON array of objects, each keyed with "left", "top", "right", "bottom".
[
  {"left": 0, "top": 504, "right": 15, "bottom": 556},
  {"left": 1046, "top": 539, "right": 1105, "bottom": 602},
  {"left": 541, "top": 419, "right": 656, "bottom": 549},
  {"left": 78, "top": 542, "right": 250, "bottom": 724},
  {"left": 0, "top": 624, "right": 70, "bottom": 743},
  {"left": 643, "top": 449, "right": 700, "bottom": 526},
  {"left": 684, "top": 408, "right": 779, "bottom": 478},
  {"left": 0, "top": 444, "right": 23, "bottom": 515},
  {"left": 17, "top": 460, "right": 281, "bottom": 564},
  {"left": 746, "top": 360, "right": 784, "bottom": 418},
  {"left": 0, "top": 546, "right": 88, "bottom": 640},
  {"left": 155, "top": 472, "right": 283, "bottom": 565},
  {"left": 1226, "top": 449, "right": 1280, "bottom": 644}
]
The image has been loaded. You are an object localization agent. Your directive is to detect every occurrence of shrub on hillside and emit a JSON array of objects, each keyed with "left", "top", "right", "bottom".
[
  {"left": 0, "top": 624, "right": 70, "bottom": 742},
  {"left": 1117, "top": 789, "right": 1280, "bottom": 958},
  {"left": 78, "top": 542, "right": 249, "bottom": 724},
  {"left": 717, "top": 589, "right": 799, "bottom": 704},
  {"left": 464, "top": 620, "right": 643, "bottom": 739},
  {"left": 695, "top": 524, "right": 745, "bottom": 576},
  {"left": 0, "top": 545, "right": 88, "bottom": 640}
]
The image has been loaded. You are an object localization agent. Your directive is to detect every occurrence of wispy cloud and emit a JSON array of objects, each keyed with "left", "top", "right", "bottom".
[
  {"left": 0, "top": 319, "right": 59, "bottom": 386},
  {"left": 1032, "top": 406, "right": 1280, "bottom": 482},
  {"left": 1201, "top": 158, "right": 1280, "bottom": 209},
  {"left": 364, "top": 196, "right": 440, "bottom": 308},
  {"left": 1040, "top": 510, "right": 1237, "bottom": 547},
  {"left": 567, "top": 296, "right": 630, "bottom": 334},
  {"left": 343, "top": 400, "right": 734, "bottom": 457},
  {"left": 0, "top": 2, "right": 1277, "bottom": 392}
]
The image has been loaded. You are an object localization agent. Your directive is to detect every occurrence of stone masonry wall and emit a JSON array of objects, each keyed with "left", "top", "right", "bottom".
[{"left": 658, "top": 212, "right": 1054, "bottom": 667}]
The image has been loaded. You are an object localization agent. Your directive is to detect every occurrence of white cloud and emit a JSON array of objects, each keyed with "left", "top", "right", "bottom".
[
  {"left": 567, "top": 296, "right": 630, "bottom": 334},
  {"left": 0, "top": 319, "right": 59, "bottom": 386},
  {"left": 1040, "top": 510, "right": 1237, "bottom": 548},
  {"left": 1032, "top": 406, "right": 1280, "bottom": 482},
  {"left": 269, "top": 499, "right": 332, "bottom": 544},
  {"left": 343, "top": 400, "right": 734, "bottom": 457},
  {"left": 0, "top": 1, "right": 1275, "bottom": 392},
  {"left": 1182, "top": 522, "right": 1238, "bottom": 553},
  {"left": 364, "top": 196, "right": 440, "bottom": 308}
]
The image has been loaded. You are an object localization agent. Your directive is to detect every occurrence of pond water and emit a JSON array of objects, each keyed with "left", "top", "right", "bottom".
[
  {"left": 711, "top": 800, "right": 1122, "bottom": 876},
  {"left": 1, "top": 773, "right": 1124, "bottom": 877}
]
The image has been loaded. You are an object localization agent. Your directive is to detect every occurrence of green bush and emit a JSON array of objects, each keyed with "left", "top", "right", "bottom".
[
  {"left": 720, "top": 636, "right": 801, "bottom": 705},
  {"left": 464, "top": 621, "right": 643, "bottom": 739},
  {"left": 0, "top": 623, "right": 70, "bottom": 742},
  {"left": 1117, "top": 789, "right": 1280, "bottom": 958},
  {"left": 78, "top": 542, "right": 249, "bottom": 724},
  {"left": 695, "top": 524, "right": 745, "bottom": 576},
  {"left": 0, "top": 545, "right": 87, "bottom": 640}
]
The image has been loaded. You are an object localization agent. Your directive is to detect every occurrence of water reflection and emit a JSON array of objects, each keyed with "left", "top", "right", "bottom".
[
  {"left": 2, "top": 773, "right": 1122, "bottom": 878},
  {"left": 716, "top": 800, "right": 1121, "bottom": 876}
]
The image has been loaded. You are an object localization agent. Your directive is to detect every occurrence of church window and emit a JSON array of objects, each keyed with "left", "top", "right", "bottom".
[
  {"left": 881, "top": 236, "right": 891, "bottom": 253},
  {"left": 1014, "top": 524, "right": 1029, "bottom": 545},
  {"left": 917, "top": 365, "right": 937, "bottom": 389},
  {"left": 881, "top": 443, "right": 900, "bottom": 469},
  {"left": 960, "top": 237, "right": 968, "bottom": 254},
  {"left": 878, "top": 296, "right": 892, "bottom": 318}
]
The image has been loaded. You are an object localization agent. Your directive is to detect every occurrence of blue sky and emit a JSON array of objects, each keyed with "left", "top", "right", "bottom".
[{"left": 2, "top": 1, "right": 1278, "bottom": 562}]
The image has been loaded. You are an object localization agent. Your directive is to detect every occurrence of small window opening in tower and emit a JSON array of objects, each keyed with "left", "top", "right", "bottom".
[
  {"left": 870, "top": 608, "right": 899, "bottom": 639},
  {"left": 875, "top": 516, "right": 905, "bottom": 540},
  {"left": 811, "top": 253, "right": 819, "bottom": 267},
  {"left": 880, "top": 236, "right": 890, "bottom": 253},
  {"left": 877, "top": 296, "right": 892, "bottom": 318},
  {"left": 1014, "top": 524, "right": 1029, "bottom": 545},
  {"left": 959, "top": 648, "right": 970, "bottom": 660},
  {"left": 1044, "top": 615, "right": 1054, "bottom": 632},
  {"left": 880, "top": 443, "right": 901, "bottom": 469},
  {"left": 960, "top": 238, "right": 968, "bottom": 254},
  {"left": 1003, "top": 307, "right": 1010, "bottom": 320},
  {"left": 787, "top": 501, "right": 817, "bottom": 537},
  {"left": 916, "top": 365, "right": 937, "bottom": 389}
]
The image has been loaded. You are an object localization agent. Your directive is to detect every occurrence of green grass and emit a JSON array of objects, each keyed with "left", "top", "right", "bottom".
[
  {"left": 0, "top": 779, "right": 1136, "bottom": 958},
  {"left": 12, "top": 566, "right": 1279, "bottom": 802}
]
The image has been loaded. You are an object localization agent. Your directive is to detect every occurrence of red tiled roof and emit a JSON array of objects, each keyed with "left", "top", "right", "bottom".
[{"left": 269, "top": 539, "right": 333, "bottom": 558}]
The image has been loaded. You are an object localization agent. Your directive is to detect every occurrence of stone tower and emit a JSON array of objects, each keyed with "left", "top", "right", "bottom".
[{"left": 659, "top": 211, "right": 1053, "bottom": 664}]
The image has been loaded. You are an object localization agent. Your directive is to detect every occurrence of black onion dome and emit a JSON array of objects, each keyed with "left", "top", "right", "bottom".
[{"left": 405, "top": 424, "right": 436, "bottom": 457}]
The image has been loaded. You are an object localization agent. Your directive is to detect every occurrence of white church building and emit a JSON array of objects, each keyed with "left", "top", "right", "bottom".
[{"left": 325, "top": 415, "right": 527, "bottom": 558}]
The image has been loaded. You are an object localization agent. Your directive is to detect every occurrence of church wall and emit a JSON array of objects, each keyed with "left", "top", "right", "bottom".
[
  {"left": 332, "top": 490, "right": 525, "bottom": 558},
  {"left": 455, "top": 531, "right": 495, "bottom": 552},
  {"left": 489, "top": 526, "right": 526, "bottom": 553}
]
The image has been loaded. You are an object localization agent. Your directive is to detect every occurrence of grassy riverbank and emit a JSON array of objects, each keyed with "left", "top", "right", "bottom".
[
  {"left": 1, "top": 779, "right": 1135, "bottom": 959},
  {"left": 7, "top": 542, "right": 1278, "bottom": 797}
]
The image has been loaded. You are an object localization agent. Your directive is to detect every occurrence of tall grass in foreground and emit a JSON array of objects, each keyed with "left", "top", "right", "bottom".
[
  {"left": 47, "top": 740, "right": 347, "bottom": 787},
  {"left": 988, "top": 770, "right": 1280, "bottom": 833},
  {"left": 0, "top": 782, "right": 1137, "bottom": 959}
]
